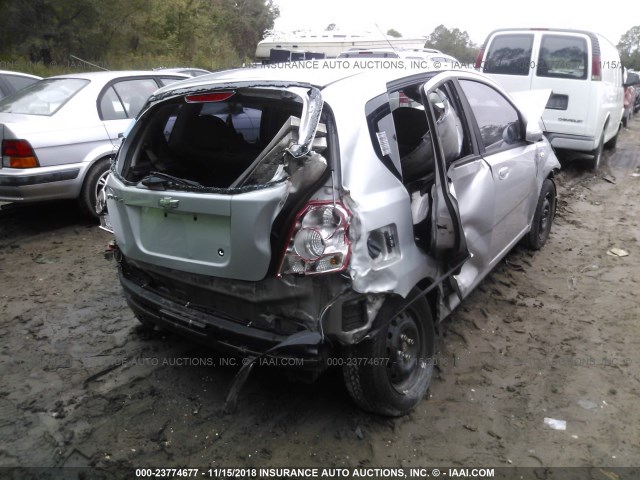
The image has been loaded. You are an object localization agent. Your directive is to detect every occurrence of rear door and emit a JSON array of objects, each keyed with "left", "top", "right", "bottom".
[
  {"left": 532, "top": 33, "right": 591, "bottom": 137},
  {"left": 105, "top": 83, "right": 326, "bottom": 282},
  {"left": 420, "top": 75, "right": 493, "bottom": 298},
  {"left": 99, "top": 77, "right": 163, "bottom": 145}
]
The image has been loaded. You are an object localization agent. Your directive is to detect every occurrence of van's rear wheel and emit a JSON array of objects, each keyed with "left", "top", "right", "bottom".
[
  {"left": 605, "top": 125, "right": 620, "bottom": 150},
  {"left": 589, "top": 131, "right": 605, "bottom": 170},
  {"left": 342, "top": 293, "right": 435, "bottom": 416}
]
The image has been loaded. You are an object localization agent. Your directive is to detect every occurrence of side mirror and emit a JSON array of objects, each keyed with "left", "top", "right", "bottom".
[
  {"left": 525, "top": 121, "right": 544, "bottom": 143},
  {"left": 502, "top": 122, "right": 520, "bottom": 144}
]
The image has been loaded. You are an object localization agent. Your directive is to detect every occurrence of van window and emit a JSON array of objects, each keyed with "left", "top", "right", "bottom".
[
  {"left": 483, "top": 34, "right": 533, "bottom": 76},
  {"left": 537, "top": 35, "right": 588, "bottom": 80}
]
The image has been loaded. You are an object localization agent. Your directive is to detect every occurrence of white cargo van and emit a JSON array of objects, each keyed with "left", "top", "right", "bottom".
[{"left": 476, "top": 28, "right": 624, "bottom": 169}]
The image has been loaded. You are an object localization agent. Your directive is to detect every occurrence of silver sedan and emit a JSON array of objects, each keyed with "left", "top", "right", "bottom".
[{"left": 0, "top": 71, "right": 188, "bottom": 217}]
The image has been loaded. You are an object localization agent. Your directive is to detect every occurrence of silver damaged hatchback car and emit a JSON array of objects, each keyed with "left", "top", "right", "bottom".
[{"left": 101, "top": 64, "right": 560, "bottom": 415}]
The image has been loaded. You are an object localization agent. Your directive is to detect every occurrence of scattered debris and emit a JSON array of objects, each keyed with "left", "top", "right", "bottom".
[
  {"left": 354, "top": 426, "right": 364, "bottom": 440},
  {"left": 601, "top": 175, "right": 616, "bottom": 184},
  {"left": 544, "top": 417, "right": 567, "bottom": 431},
  {"left": 33, "top": 254, "right": 57, "bottom": 264},
  {"left": 577, "top": 399, "right": 598, "bottom": 411},
  {"left": 463, "top": 424, "right": 478, "bottom": 432},
  {"left": 606, "top": 248, "right": 630, "bottom": 257}
]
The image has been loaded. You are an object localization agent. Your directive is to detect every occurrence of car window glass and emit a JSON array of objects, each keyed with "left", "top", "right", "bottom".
[
  {"left": 459, "top": 80, "right": 521, "bottom": 152},
  {"left": 0, "top": 78, "right": 89, "bottom": 116},
  {"left": 365, "top": 93, "right": 402, "bottom": 179},
  {"left": 4, "top": 74, "right": 38, "bottom": 92},
  {"left": 537, "top": 35, "right": 587, "bottom": 79},
  {"left": 483, "top": 34, "right": 534, "bottom": 76},
  {"left": 158, "top": 77, "right": 186, "bottom": 87},
  {"left": 112, "top": 79, "right": 158, "bottom": 118},
  {"left": 120, "top": 97, "right": 305, "bottom": 187},
  {"left": 99, "top": 86, "right": 127, "bottom": 120}
]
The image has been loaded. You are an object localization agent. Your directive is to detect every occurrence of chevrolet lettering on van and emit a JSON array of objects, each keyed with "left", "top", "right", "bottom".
[{"left": 558, "top": 118, "right": 583, "bottom": 123}]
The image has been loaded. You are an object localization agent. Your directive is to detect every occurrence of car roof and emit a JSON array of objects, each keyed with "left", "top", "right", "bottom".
[
  {"left": 154, "top": 60, "right": 463, "bottom": 93},
  {"left": 48, "top": 70, "right": 190, "bottom": 81},
  {"left": 154, "top": 67, "right": 211, "bottom": 76},
  {"left": 0, "top": 70, "right": 42, "bottom": 80}
]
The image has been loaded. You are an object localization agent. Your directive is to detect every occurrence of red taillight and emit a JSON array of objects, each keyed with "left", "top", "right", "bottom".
[
  {"left": 2, "top": 139, "right": 39, "bottom": 168},
  {"left": 185, "top": 91, "right": 235, "bottom": 103},
  {"left": 278, "top": 201, "right": 351, "bottom": 277},
  {"left": 591, "top": 55, "right": 601, "bottom": 81},
  {"left": 475, "top": 50, "right": 484, "bottom": 70}
]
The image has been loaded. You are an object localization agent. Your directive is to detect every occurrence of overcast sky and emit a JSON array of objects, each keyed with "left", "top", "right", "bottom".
[{"left": 272, "top": 0, "right": 633, "bottom": 47}]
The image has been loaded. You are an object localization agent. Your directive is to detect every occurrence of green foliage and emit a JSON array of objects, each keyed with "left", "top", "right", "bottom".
[
  {"left": 424, "top": 24, "right": 478, "bottom": 64},
  {"left": 0, "top": 0, "right": 279, "bottom": 75},
  {"left": 386, "top": 29, "right": 402, "bottom": 38},
  {"left": 617, "top": 26, "right": 640, "bottom": 70}
]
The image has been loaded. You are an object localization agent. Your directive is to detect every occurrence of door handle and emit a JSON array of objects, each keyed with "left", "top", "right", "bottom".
[{"left": 498, "top": 167, "right": 510, "bottom": 180}]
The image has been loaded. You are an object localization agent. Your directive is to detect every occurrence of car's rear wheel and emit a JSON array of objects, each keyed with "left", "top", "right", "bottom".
[
  {"left": 525, "top": 178, "right": 556, "bottom": 250},
  {"left": 78, "top": 158, "right": 111, "bottom": 220},
  {"left": 342, "top": 292, "right": 435, "bottom": 416}
]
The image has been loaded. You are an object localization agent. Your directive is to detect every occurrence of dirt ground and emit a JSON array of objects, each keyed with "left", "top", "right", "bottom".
[{"left": 1, "top": 118, "right": 639, "bottom": 476}]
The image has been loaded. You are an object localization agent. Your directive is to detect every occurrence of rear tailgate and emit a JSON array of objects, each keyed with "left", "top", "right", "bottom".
[{"left": 107, "top": 174, "right": 288, "bottom": 281}]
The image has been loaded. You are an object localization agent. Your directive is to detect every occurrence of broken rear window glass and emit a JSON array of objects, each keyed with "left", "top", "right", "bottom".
[{"left": 119, "top": 88, "right": 329, "bottom": 192}]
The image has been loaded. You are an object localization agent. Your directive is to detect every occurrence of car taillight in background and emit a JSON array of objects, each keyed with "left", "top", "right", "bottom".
[
  {"left": 2, "top": 139, "right": 39, "bottom": 168},
  {"left": 475, "top": 49, "right": 484, "bottom": 70},
  {"left": 278, "top": 201, "right": 351, "bottom": 276}
]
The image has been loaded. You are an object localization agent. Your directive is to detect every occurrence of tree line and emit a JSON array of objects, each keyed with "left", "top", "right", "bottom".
[{"left": 0, "top": 0, "right": 279, "bottom": 74}]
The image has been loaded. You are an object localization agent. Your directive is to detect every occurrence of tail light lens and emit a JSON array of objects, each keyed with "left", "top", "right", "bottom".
[
  {"left": 591, "top": 55, "right": 601, "bottom": 81},
  {"left": 278, "top": 201, "right": 351, "bottom": 276},
  {"left": 475, "top": 50, "right": 484, "bottom": 70},
  {"left": 2, "top": 139, "right": 39, "bottom": 168}
]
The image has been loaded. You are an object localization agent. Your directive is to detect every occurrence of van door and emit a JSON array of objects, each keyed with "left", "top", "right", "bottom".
[
  {"left": 482, "top": 33, "right": 535, "bottom": 92},
  {"left": 532, "top": 33, "right": 591, "bottom": 138}
]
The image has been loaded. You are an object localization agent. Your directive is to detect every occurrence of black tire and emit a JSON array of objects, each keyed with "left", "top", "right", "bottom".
[
  {"left": 589, "top": 130, "right": 605, "bottom": 170},
  {"left": 525, "top": 178, "right": 556, "bottom": 250},
  {"left": 604, "top": 126, "right": 619, "bottom": 150},
  {"left": 78, "top": 158, "right": 111, "bottom": 219},
  {"left": 342, "top": 292, "right": 435, "bottom": 416}
]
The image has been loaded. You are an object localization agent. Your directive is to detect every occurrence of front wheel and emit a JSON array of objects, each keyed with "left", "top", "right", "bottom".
[
  {"left": 525, "top": 178, "right": 556, "bottom": 250},
  {"left": 78, "top": 158, "right": 111, "bottom": 220},
  {"left": 342, "top": 292, "right": 435, "bottom": 416}
]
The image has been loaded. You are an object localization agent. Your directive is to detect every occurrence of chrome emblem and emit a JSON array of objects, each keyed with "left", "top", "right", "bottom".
[{"left": 159, "top": 197, "right": 179, "bottom": 209}]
